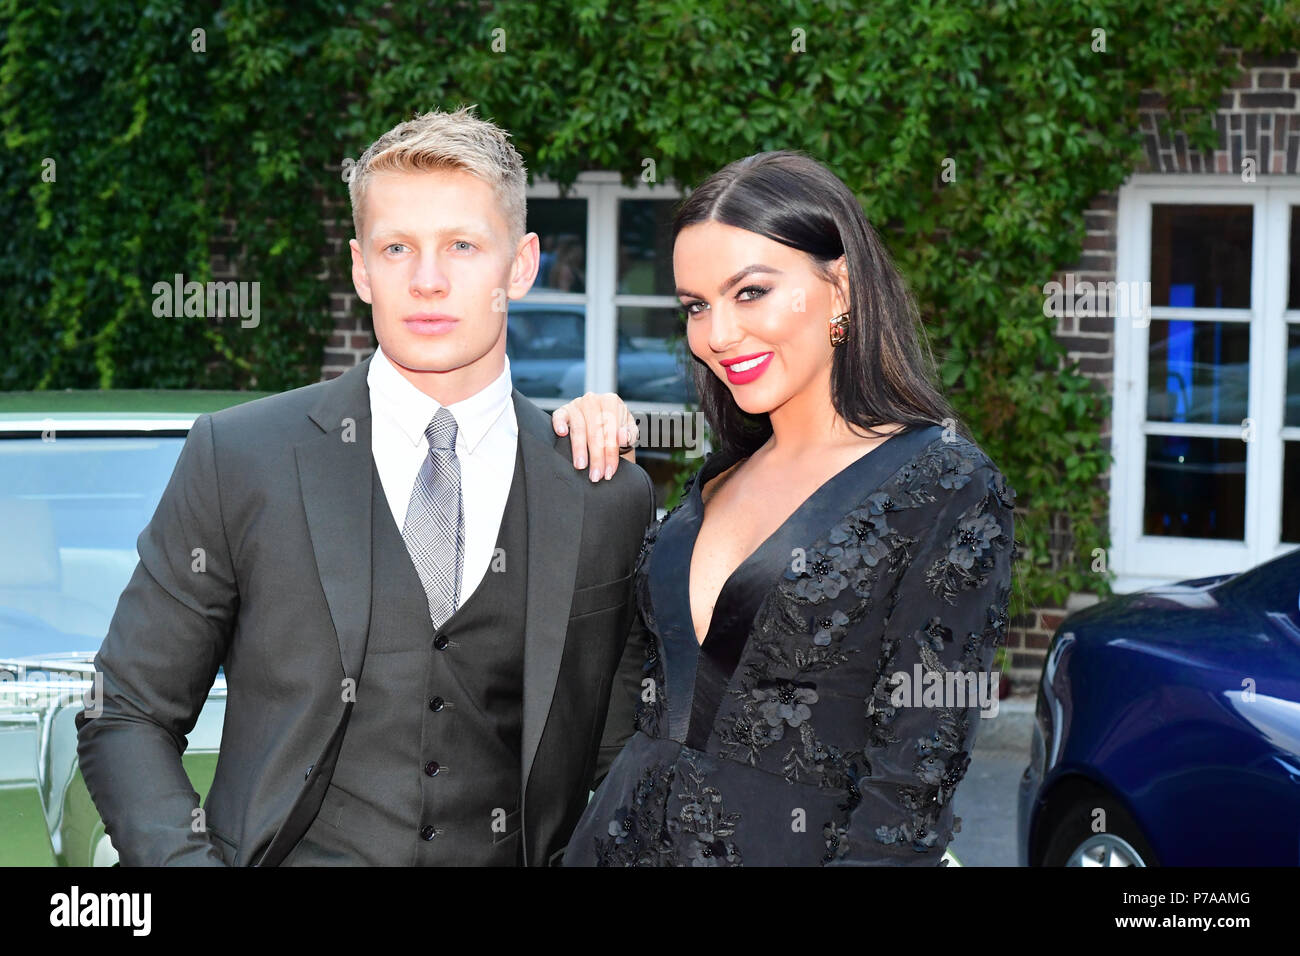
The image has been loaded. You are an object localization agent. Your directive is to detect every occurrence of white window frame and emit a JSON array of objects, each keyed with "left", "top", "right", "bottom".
[
  {"left": 522, "top": 171, "right": 690, "bottom": 418},
  {"left": 1113, "top": 174, "right": 1300, "bottom": 592}
]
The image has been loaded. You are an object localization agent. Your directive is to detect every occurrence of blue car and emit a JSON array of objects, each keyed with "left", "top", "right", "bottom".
[{"left": 1018, "top": 546, "right": 1300, "bottom": 866}]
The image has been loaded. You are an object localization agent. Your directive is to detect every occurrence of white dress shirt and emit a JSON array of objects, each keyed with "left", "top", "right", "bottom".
[{"left": 367, "top": 344, "right": 519, "bottom": 607}]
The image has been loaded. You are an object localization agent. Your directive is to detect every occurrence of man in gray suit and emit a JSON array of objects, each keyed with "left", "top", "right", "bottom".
[{"left": 75, "top": 106, "right": 655, "bottom": 866}]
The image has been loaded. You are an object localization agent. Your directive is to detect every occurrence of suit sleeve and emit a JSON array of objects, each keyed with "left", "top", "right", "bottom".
[
  {"left": 74, "top": 412, "right": 236, "bottom": 866},
  {"left": 591, "top": 464, "right": 658, "bottom": 789},
  {"left": 826, "top": 463, "right": 1015, "bottom": 866}
]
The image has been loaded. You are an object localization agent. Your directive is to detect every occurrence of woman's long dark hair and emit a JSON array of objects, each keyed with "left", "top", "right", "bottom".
[{"left": 673, "top": 150, "right": 967, "bottom": 458}]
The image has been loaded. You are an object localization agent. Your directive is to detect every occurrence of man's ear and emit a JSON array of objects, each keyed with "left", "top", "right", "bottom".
[
  {"left": 350, "top": 238, "right": 373, "bottom": 305},
  {"left": 506, "top": 231, "right": 541, "bottom": 301},
  {"left": 830, "top": 255, "right": 850, "bottom": 316}
]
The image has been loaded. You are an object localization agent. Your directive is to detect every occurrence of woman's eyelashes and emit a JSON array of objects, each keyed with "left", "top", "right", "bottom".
[{"left": 682, "top": 284, "right": 771, "bottom": 316}]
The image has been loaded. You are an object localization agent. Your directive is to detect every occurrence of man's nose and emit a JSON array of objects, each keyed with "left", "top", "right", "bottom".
[{"left": 410, "top": 253, "right": 450, "bottom": 296}]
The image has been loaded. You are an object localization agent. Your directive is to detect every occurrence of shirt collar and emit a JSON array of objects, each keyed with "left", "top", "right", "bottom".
[{"left": 367, "top": 343, "right": 514, "bottom": 454}]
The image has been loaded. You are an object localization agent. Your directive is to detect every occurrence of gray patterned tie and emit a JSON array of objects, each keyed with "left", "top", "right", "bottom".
[{"left": 401, "top": 406, "right": 464, "bottom": 630}]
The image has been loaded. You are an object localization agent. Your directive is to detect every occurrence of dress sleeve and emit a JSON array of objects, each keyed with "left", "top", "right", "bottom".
[
  {"left": 593, "top": 465, "right": 660, "bottom": 788},
  {"left": 826, "top": 461, "right": 1016, "bottom": 866}
]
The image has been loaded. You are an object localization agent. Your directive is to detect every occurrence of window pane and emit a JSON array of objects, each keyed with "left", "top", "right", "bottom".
[
  {"left": 1287, "top": 325, "right": 1300, "bottom": 428},
  {"left": 1146, "top": 320, "right": 1250, "bottom": 425},
  {"left": 506, "top": 302, "right": 585, "bottom": 399},
  {"left": 529, "top": 199, "right": 587, "bottom": 293},
  {"left": 1284, "top": 442, "right": 1300, "bottom": 544},
  {"left": 618, "top": 200, "right": 676, "bottom": 296},
  {"left": 1143, "top": 435, "right": 1246, "bottom": 540},
  {"left": 1289, "top": 207, "right": 1300, "bottom": 310},
  {"left": 616, "top": 306, "right": 698, "bottom": 404},
  {"left": 1150, "top": 204, "right": 1252, "bottom": 309}
]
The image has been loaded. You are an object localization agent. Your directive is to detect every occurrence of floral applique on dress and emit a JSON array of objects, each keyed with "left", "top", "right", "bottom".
[{"left": 564, "top": 426, "right": 1017, "bottom": 867}]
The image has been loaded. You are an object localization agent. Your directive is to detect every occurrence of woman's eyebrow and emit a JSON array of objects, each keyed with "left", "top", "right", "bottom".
[{"left": 676, "top": 264, "right": 783, "bottom": 299}]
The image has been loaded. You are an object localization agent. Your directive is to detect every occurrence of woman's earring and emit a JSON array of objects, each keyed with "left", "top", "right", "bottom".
[{"left": 829, "top": 312, "right": 849, "bottom": 347}]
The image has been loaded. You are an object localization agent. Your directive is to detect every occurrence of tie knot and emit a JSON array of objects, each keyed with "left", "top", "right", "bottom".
[{"left": 425, "top": 407, "right": 458, "bottom": 452}]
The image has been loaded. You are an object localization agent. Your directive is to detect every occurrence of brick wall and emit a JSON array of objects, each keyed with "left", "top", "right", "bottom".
[
  {"left": 1141, "top": 51, "right": 1300, "bottom": 174},
  {"left": 320, "top": 181, "right": 376, "bottom": 378}
]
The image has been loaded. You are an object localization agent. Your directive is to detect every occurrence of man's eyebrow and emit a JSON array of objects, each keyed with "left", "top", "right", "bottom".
[
  {"left": 437, "top": 224, "right": 493, "bottom": 241},
  {"left": 676, "top": 264, "right": 783, "bottom": 299},
  {"left": 369, "top": 224, "right": 494, "bottom": 243}
]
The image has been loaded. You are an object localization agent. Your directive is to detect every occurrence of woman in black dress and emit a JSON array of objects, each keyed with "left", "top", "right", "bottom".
[{"left": 554, "top": 150, "right": 1016, "bottom": 866}]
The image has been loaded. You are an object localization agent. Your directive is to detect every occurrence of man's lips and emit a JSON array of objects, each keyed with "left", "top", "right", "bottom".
[{"left": 404, "top": 314, "right": 459, "bottom": 335}]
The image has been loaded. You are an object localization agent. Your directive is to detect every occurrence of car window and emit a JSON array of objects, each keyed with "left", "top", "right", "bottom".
[
  {"left": 0, "top": 435, "right": 185, "bottom": 660},
  {"left": 507, "top": 311, "right": 585, "bottom": 359}
]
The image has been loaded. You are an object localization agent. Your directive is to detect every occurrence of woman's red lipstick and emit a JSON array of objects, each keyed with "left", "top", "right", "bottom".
[{"left": 719, "top": 351, "right": 773, "bottom": 385}]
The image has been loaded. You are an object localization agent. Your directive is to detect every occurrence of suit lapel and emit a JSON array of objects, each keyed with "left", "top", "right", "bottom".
[
  {"left": 294, "top": 368, "right": 582, "bottom": 772},
  {"left": 286, "top": 369, "right": 582, "bottom": 867},
  {"left": 258, "top": 358, "right": 375, "bottom": 866},
  {"left": 514, "top": 389, "right": 585, "bottom": 795},
  {"left": 296, "top": 358, "right": 375, "bottom": 681}
]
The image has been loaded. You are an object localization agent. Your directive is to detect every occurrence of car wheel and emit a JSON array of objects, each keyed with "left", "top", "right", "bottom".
[{"left": 1041, "top": 793, "right": 1158, "bottom": 867}]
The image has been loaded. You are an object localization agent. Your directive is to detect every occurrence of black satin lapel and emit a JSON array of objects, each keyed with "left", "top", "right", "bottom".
[
  {"left": 647, "top": 449, "right": 737, "bottom": 744},
  {"left": 649, "top": 501, "right": 699, "bottom": 744},
  {"left": 295, "top": 364, "right": 375, "bottom": 682},
  {"left": 685, "top": 425, "right": 942, "bottom": 749},
  {"left": 514, "top": 391, "right": 584, "bottom": 799}
]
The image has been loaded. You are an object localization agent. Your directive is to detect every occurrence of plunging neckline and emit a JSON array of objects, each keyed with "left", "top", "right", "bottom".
[
  {"left": 686, "top": 429, "right": 908, "bottom": 649},
  {"left": 644, "top": 421, "right": 943, "bottom": 747}
]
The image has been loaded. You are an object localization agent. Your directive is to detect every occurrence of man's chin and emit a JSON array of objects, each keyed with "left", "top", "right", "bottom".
[{"left": 382, "top": 341, "right": 473, "bottom": 375}]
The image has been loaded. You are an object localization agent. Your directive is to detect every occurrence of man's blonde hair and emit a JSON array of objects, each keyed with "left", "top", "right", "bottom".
[{"left": 348, "top": 105, "right": 527, "bottom": 245}]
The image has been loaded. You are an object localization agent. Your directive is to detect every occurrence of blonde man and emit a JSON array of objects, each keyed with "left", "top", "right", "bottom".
[{"left": 77, "top": 106, "right": 655, "bottom": 867}]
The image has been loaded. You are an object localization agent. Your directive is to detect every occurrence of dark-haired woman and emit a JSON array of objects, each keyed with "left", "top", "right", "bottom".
[{"left": 551, "top": 150, "right": 1017, "bottom": 866}]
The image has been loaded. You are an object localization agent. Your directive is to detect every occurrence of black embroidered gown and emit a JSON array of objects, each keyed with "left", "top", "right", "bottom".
[{"left": 563, "top": 423, "right": 1018, "bottom": 866}]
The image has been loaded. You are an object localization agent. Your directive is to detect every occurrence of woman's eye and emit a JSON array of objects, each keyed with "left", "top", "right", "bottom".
[
  {"left": 737, "top": 284, "right": 769, "bottom": 301},
  {"left": 682, "top": 301, "right": 705, "bottom": 316}
]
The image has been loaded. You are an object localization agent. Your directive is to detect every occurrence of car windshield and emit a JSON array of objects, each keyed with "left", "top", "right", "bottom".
[{"left": 0, "top": 434, "right": 185, "bottom": 660}]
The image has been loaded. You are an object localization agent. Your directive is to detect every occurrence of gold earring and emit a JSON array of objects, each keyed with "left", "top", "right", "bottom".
[{"left": 829, "top": 312, "right": 849, "bottom": 347}]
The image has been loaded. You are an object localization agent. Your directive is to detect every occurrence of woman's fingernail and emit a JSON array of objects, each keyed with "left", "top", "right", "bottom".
[
  {"left": 576, "top": 455, "right": 586, "bottom": 469},
  {"left": 589, "top": 467, "right": 600, "bottom": 482},
  {"left": 604, "top": 465, "right": 614, "bottom": 480}
]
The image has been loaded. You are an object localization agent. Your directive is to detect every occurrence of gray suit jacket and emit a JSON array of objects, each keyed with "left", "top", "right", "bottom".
[{"left": 75, "top": 355, "right": 656, "bottom": 866}]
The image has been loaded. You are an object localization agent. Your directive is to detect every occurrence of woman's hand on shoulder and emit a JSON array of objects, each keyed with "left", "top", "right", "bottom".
[{"left": 551, "top": 392, "right": 638, "bottom": 481}]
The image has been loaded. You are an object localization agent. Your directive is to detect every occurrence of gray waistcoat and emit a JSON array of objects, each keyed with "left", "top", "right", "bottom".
[{"left": 284, "top": 438, "right": 527, "bottom": 865}]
